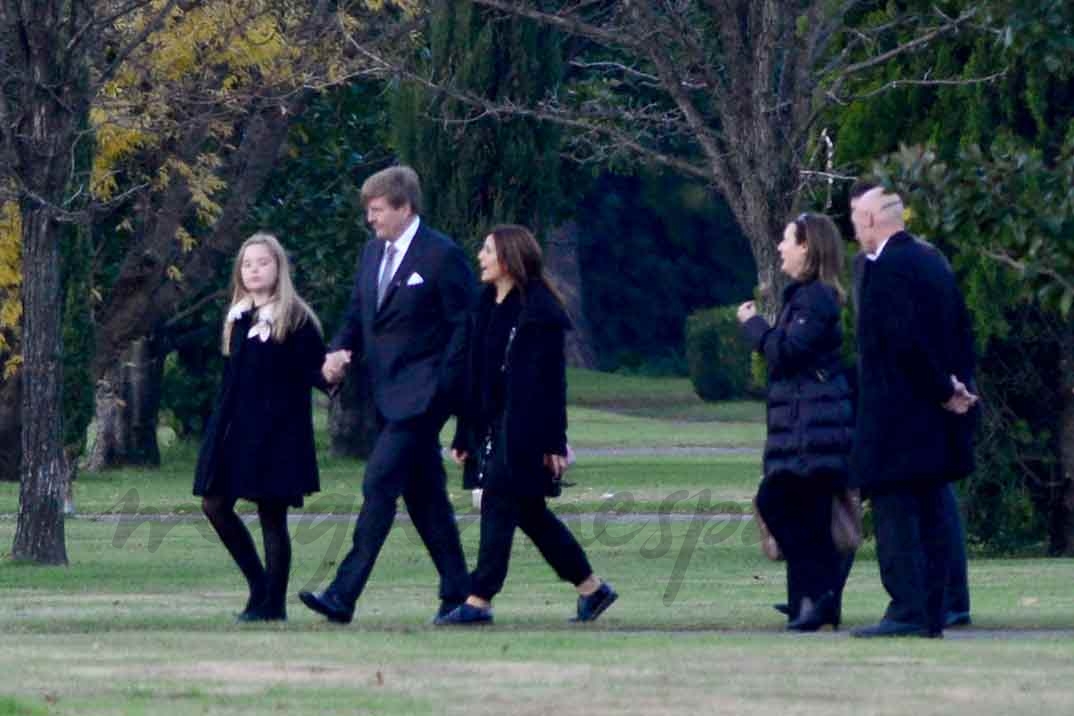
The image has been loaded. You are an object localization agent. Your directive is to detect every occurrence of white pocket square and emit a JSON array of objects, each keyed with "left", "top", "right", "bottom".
[{"left": 406, "top": 272, "right": 424, "bottom": 286}]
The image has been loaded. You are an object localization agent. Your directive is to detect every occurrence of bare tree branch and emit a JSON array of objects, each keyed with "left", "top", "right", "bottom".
[{"left": 982, "top": 248, "right": 1074, "bottom": 296}]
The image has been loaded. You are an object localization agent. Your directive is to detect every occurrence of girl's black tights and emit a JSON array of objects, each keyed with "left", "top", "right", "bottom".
[{"left": 202, "top": 496, "right": 291, "bottom": 616}]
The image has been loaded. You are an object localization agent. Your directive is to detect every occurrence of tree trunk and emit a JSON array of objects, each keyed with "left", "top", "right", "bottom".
[
  {"left": 85, "top": 337, "right": 164, "bottom": 470},
  {"left": 12, "top": 206, "right": 67, "bottom": 564},
  {"left": 0, "top": 371, "right": 21, "bottom": 483},
  {"left": 543, "top": 220, "right": 598, "bottom": 369},
  {"left": 1060, "top": 321, "right": 1074, "bottom": 555},
  {"left": 92, "top": 99, "right": 306, "bottom": 382},
  {"left": 730, "top": 167, "right": 796, "bottom": 321},
  {"left": 328, "top": 362, "right": 378, "bottom": 459}
]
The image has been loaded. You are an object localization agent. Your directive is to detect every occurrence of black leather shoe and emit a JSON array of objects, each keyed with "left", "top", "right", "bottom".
[
  {"left": 851, "top": 619, "right": 940, "bottom": 638},
  {"left": 571, "top": 582, "right": 618, "bottom": 623},
  {"left": 786, "top": 592, "right": 839, "bottom": 632},
  {"left": 236, "top": 604, "right": 287, "bottom": 623},
  {"left": 434, "top": 603, "right": 493, "bottom": 626},
  {"left": 435, "top": 600, "right": 464, "bottom": 620},
  {"left": 945, "top": 611, "right": 972, "bottom": 628},
  {"left": 298, "top": 590, "right": 354, "bottom": 624},
  {"left": 773, "top": 603, "right": 792, "bottom": 617}
]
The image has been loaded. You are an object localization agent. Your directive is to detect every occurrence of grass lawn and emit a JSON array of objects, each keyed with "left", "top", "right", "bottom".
[
  {"left": 2, "top": 369, "right": 1073, "bottom": 714},
  {"left": 1, "top": 518, "right": 1072, "bottom": 715}
]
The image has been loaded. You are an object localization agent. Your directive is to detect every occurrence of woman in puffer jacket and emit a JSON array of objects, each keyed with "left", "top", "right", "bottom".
[{"left": 737, "top": 212, "right": 854, "bottom": 632}]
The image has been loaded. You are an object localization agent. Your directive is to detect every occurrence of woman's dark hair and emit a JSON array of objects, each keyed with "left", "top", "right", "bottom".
[
  {"left": 487, "top": 224, "right": 565, "bottom": 306},
  {"left": 790, "top": 212, "right": 846, "bottom": 302}
]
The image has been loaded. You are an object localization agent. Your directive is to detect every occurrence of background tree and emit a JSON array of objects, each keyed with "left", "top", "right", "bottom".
[
  {"left": 0, "top": 0, "right": 422, "bottom": 562},
  {"left": 392, "top": 1, "right": 755, "bottom": 373},
  {"left": 0, "top": 0, "right": 189, "bottom": 563},
  {"left": 393, "top": 0, "right": 567, "bottom": 252},
  {"left": 391, "top": 0, "right": 614, "bottom": 367},
  {"left": 461, "top": 0, "right": 994, "bottom": 316}
]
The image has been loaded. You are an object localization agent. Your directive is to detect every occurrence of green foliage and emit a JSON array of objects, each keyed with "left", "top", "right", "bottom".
[
  {"left": 392, "top": 0, "right": 567, "bottom": 253},
  {"left": 577, "top": 172, "right": 755, "bottom": 374},
  {"left": 685, "top": 306, "right": 754, "bottom": 402},
  {"left": 962, "top": 307, "right": 1060, "bottom": 554},
  {"left": 160, "top": 341, "right": 221, "bottom": 439},
  {"left": 875, "top": 140, "right": 1074, "bottom": 318}
]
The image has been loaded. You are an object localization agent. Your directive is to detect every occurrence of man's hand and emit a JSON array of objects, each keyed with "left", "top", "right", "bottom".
[
  {"left": 450, "top": 449, "right": 468, "bottom": 466},
  {"left": 322, "top": 349, "right": 352, "bottom": 385},
  {"left": 737, "top": 300, "right": 757, "bottom": 324},
  {"left": 942, "top": 375, "right": 979, "bottom": 414}
]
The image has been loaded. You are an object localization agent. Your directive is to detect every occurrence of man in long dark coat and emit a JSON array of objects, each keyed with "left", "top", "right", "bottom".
[
  {"left": 848, "top": 183, "right": 978, "bottom": 638},
  {"left": 850, "top": 223, "right": 973, "bottom": 630}
]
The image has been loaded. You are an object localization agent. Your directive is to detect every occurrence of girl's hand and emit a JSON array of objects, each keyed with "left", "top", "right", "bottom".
[{"left": 450, "top": 449, "right": 469, "bottom": 465}]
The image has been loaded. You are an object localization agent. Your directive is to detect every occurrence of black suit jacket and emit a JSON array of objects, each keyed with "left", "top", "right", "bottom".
[
  {"left": 331, "top": 222, "right": 473, "bottom": 423},
  {"left": 850, "top": 232, "right": 977, "bottom": 490}
]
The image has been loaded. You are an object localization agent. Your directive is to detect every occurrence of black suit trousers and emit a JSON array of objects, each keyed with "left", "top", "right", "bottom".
[
  {"left": 470, "top": 489, "right": 592, "bottom": 601},
  {"left": 878, "top": 482, "right": 970, "bottom": 622},
  {"left": 328, "top": 412, "right": 470, "bottom": 606},
  {"left": 871, "top": 481, "right": 953, "bottom": 633}
]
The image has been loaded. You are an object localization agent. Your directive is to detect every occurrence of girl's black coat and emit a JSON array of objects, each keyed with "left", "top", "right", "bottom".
[
  {"left": 453, "top": 281, "right": 570, "bottom": 497},
  {"left": 194, "top": 312, "right": 327, "bottom": 502},
  {"left": 742, "top": 280, "right": 854, "bottom": 481}
]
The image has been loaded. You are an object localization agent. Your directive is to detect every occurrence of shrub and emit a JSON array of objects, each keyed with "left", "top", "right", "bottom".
[{"left": 685, "top": 305, "right": 755, "bottom": 401}]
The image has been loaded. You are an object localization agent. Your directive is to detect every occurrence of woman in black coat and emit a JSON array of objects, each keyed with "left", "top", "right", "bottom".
[
  {"left": 437, "top": 225, "right": 617, "bottom": 625},
  {"left": 194, "top": 232, "right": 327, "bottom": 622},
  {"left": 737, "top": 213, "right": 855, "bottom": 631}
]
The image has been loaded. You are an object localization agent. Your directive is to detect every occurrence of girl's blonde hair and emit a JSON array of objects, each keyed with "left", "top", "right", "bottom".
[{"left": 221, "top": 232, "right": 322, "bottom": 355}]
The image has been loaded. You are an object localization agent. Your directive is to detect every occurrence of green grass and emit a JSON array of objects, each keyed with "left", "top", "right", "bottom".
[
  {"left": 3, "top": 369, "right": 1074, "bottom": 714},
  {"left": 568, "top": 368, "right": 765, "bottom": 421},
  {"left": 1, "top": 519, "right": 1073, "bottom": 715},
  {"left": 564, "top": 407, "right": 763, "bottom": 448},
  {"left": 0, "top": 453, "right": 761, "bottom": 517}
]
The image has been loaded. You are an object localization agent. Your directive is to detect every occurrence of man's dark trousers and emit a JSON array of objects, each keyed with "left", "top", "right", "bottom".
[
  {"left": 327, "top": 411, "right": 470, "bottom": 607},
  {"left": 871, "top": 480, "right": 953, "bottom": 634}
]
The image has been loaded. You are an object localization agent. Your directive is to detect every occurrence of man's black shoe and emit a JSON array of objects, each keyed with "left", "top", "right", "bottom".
[
  {"left": 945, "top": 611, "right": 972, "bottom": 628},
  {"left": 851, "top": 619, "right": 940, "bottom": 638},
  {"left": 235, "top": 605, "right": 286, "bottom": 623},
  {"left": 298, "top": 590, "right": 354, "bottom": 624}
]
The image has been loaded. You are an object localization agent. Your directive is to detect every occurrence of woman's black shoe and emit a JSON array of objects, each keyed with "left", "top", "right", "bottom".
[{"left": 786, "top": 591, "right": 838, "bottom": 632}]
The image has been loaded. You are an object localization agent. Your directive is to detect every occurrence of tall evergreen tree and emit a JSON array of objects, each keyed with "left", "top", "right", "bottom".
[{"left": 393, "top": 0, "right": 567, "bottom": 252}]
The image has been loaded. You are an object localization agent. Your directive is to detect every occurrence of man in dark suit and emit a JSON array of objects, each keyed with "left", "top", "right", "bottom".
[
  {"left": 299, "top": 165, "right": 472, "bottom": 623},
  {"left": 847, "top": 182, "right": 978, "bottom": 638},
  {"left": 850, "top": 230, "right": 973, "bottom": 630}
]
